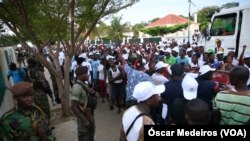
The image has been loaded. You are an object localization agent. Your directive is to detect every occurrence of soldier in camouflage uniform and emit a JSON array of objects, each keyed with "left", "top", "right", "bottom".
[
  {"left": 26, "top": 58, "right": 51, "bottom": 115},
  {"left": 26, "top": 58, "right": 51, "bottom": 134},
  {"left": 71, "top": 66, "right": 95, "bottom": 141},
  {"left": 0, "top": 82, "right": 54, "bottom": 141}
]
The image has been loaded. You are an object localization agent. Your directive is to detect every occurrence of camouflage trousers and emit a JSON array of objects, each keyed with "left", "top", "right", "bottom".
[
  {"left": 33, "top": 90, "right": 51, "bottom": 134},
  {"left": 76, "top": 116, "right": 95, "bottom": 141},
  {"left": 34, "top": 89, "right": 50, "bottom": 116}
]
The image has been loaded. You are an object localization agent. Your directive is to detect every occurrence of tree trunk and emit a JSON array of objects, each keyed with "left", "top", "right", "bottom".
[
  {"left": 38, "top": 48, "right": 71, "bottom": 116},
  {"left": 50, "top": 48, "right": 71, "bottom": 116},
  {"left": 61, "top": 54, "right": 72, "bottom": 116},
  {"left": 55, "top": 76, "right": 71, "bottom": 116}
]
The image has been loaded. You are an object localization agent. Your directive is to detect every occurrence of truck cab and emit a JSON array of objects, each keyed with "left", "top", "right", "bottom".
[{"left": 204, "top": 5, "right": 250, "bottom": 58}]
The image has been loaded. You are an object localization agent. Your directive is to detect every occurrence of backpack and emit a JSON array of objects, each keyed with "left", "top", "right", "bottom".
[{"left": 75, "top": 82, "right": 97, "bottom": 111}]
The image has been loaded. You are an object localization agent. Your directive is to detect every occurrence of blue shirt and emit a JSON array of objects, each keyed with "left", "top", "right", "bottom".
[
  {"left": 7, "top": 68, "right": 26, "bottom": 84},
  {"left": 211, "top": 61, "right": 221, "bottom": 69},
  {"left": 91, "top": 60, "right": 100, "bottom": 80},
  {"left": 176, "top": 57, "right": 189, "bottom": 65},
  {"left": 124, "top": 64, "right": 150, "bottom": 101}
]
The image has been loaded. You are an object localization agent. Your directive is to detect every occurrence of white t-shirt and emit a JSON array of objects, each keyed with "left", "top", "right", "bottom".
[
  {"left": 59, "top": 51, "right": 65, "bottom": 66},
  {"left": 71, "top": 61, "right": 78, "bottom": 77},
  {"left": 189, "top": 60, "right": 204, "bottom": 68},
  {"left": 122, "top": 106, "right": 143, "bottom": 141},
  {"left": 79, "top": 53, "right": 87, "bottom": 59},
  {"left": 97, "top": 64, "right": 105, "bottom": 80},
  {"left": 82, "top": 61, "right": 92, "bottom": 72},
  {"left": 109, "top": 67, "right": 123, "bottom": 84},
  {"left": 82, "top": 61, "right": 92, "bottom": 83},
  {"left": 151, "top": 73, "right": 168, "bottom": 85}
]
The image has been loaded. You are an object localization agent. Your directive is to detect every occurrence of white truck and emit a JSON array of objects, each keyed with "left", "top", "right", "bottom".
[{"left": 204, "top": 5, "right": 250, "bottom": 58}]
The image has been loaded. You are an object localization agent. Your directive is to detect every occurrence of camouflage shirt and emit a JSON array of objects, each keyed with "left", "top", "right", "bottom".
[{"left": 0, "top": 105, "right": 45, "bottom": 141}]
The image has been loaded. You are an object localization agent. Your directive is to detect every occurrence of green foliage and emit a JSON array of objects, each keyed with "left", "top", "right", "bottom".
[
  {"left": 89, "top": 22, "right": 109, "bottom": 40},
  {"left": 0, "top": 35, "right": 19, "bottom": 46},
  {"left": 0, "top": 0, "right": 139, "bottom": 51},
  {"left": 106, "top": 16, "right": 130, "bottom": 43},
  {"left": 0, "top": 0, "right": 69, "bottom": 46},
  {"left": 148, "top": 18, "right": 160, "bottom": 23},
  {"left": 179, "top": 15, "right": 194, "bottom": 21},
  {"left": 132, "top": 23, "right": 145, "bottom": 38},
  {"left": 197, "top": 6, "right": 219, "bottom": 32},
  {"left": 221, "top": 2, "right": 239, "bottom": 9},
  {"left": 0, "top": 0, "right": 139, "bottom": 116},
  {"left": 142, "top": 23, "right": 188, "bottom": 36}
]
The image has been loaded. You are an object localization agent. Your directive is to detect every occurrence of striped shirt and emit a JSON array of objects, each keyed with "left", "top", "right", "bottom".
[{"left": 213, "top": 90, "right": 250, "bottom": 125}]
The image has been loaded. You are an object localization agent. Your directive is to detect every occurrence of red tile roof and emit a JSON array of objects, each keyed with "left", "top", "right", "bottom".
[{"left": 147, "top": 14, "right": 188, "bottom": 28}]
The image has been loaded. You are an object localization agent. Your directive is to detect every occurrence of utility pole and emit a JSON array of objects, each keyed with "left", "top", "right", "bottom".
[{"left": 188, "top": 0, "right": 191, "bottom": 43}]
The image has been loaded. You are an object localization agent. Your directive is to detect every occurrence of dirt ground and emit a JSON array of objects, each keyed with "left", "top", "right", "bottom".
[
  {"left": 50, "top": 99, "right": 123, "bottom": 141},
  {"left": 50, "top": 107, "right": 75, "bottom": 126}
]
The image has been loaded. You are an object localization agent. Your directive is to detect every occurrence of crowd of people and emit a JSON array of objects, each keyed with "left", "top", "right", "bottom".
[{"left": 1, "top": 37, "right": 250, "bottom": 141}]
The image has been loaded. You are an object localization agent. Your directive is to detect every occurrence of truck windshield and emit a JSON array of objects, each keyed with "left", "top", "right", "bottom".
[{"left": 210, "top": 13, "right": 237, "bottom": 36}]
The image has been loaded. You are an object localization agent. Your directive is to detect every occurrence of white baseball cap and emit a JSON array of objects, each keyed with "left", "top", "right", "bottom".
[
  {"left": 160, "top": 48, "right": 165, "bottom": 52},
  {"left": 191, "top": 44, "right": 198, "bottom": 48},
  {"left": 151, "top": 73, "right": 169, "bottom": 85},
  {"left": 217, "top": 51, "right": 224, "bottom": 55},
  {"left": 172, "top": 46, "right": 179, "bottom": 53},
  {"left": 155, "top": 61, "right": 169, "bottom": 70},
  {"left": 133, "top": 81, "right": 165, "bottom": 102},
  {"left": 164, "top": 48, "right": 171, "bottom": 53},
  {"left": 106, "top": 55, "right": 115, "bottom": 60},
  {"left": 187, "top": 48, "right": 193, "bottom": 52},
  {"left": 182, "top": 75, "right": 198, "bottom": 100},
  {"left": 199, "top": 65, "right": 216, "bottom": 75},
  {"left": 123, "top": 54, "right": 128, "bottom": 60}
]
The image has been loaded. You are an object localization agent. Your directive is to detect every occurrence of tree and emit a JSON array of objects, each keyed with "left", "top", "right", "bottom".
[
  {"left": 107, "top": 16, "right": 130, "bottom": 44},
  {"left": 221, "top": 2, "right": 239, "bottom": 9},
  {"left": 179, "top": 15, "right": 194, "bottom": 21},
  {"left": 132, "top": 23, "right": 144, "bottom": 38},
  {"left": 0, "top": 22, "right": 18, "bottom": 46},
  {"left": 197, "top": 6, "right": 219, "bottom": 32},
  {"left": 0, "top": 0, "right": 139, "bottom": 116},
  {"left": 148, "top": 17, "right": 160, "bottom": 23},
  {"left": 142, "top": 23, "right": 188, "bottom": 36},
  {"left": 89, "top": 22, "right": 109, "bottom": 43}
]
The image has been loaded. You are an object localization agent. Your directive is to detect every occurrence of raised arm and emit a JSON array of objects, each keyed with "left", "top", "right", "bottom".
[{"left": 239, "top": 45, "right": 247, "bottom": 66}]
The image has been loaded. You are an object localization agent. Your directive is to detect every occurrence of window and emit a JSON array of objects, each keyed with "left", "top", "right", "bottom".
[{"left": 210, "top": 13, "right": 237, "bottom": 36}]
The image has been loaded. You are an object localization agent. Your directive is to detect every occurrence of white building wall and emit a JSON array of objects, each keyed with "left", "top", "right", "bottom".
[{"left": 0, "top": 46, "right": 16, "bottom": 116}]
